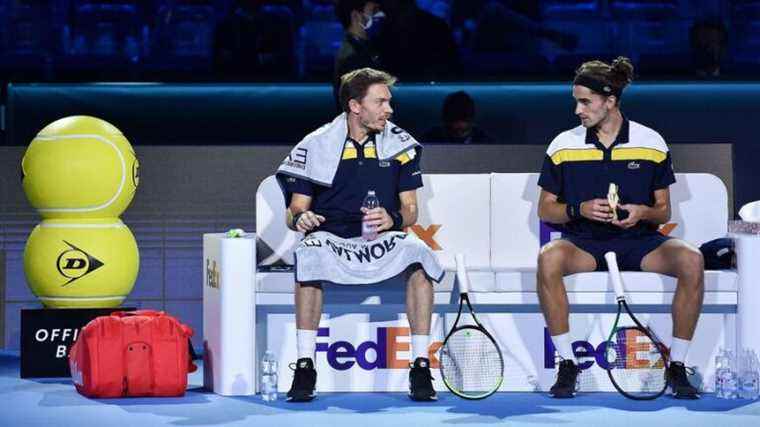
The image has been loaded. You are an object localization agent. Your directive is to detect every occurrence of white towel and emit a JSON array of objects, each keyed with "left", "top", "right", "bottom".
[
  {"left": 276, "top": 113, "right": 420, "bottom": 187},
  {"left": 294, "top": 231, "right": 444, "bottom": 285}
]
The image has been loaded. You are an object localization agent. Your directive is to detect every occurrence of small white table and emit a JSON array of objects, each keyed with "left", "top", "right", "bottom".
[
  {"left": 202, "top": 233, "right": 256, "bottom": 396},
  {"left": 730, "top": 221, "right": 760, "bottom": 357}
]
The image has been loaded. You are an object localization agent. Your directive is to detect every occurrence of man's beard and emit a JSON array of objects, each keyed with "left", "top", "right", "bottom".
[{"left": 362, "top": 117, "right": 384, "bottom": 133}]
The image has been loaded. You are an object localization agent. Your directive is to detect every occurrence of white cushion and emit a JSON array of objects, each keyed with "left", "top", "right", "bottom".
[
  {"left": 490, "top": 173, "right": 541, "bottom": 270},
  {"left": 414, "top": 174, "right": 492, "bottom": 270}
]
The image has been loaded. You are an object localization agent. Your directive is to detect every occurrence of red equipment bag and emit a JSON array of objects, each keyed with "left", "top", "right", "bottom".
[{"left": 68, "top": 310, "right": 198, "bottom": 398}]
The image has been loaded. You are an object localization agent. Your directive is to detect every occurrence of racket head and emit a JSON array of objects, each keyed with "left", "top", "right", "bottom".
[
  {"left": 439, "top": 325, "right": 504, "bottom": 399},
  {"left": 604, "top": 325, "right": 668, "bottom": 400}
]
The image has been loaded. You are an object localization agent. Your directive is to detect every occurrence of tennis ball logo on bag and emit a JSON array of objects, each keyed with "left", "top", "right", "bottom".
[
  {"left": 316, "top": 327, "right": 443, "bottom": 371},
  {"left": 543, "top": 328, "right": 664, "bottom": 370}
]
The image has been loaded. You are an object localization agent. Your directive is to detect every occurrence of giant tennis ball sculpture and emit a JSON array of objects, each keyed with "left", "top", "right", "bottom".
[
  {"left": 21, "top": 116, "right": 140, "bottom": 219},
  {"left": 23, "top": 219, "right": 139, "bottom": 308}
]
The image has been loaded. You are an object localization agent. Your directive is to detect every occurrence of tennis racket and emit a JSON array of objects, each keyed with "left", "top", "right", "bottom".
[
  {"left": 603, "top": 251, "right": 668, "bottom": 400},
  {"left": 439, "top": 253, "right": 504, "bottom": 399}
]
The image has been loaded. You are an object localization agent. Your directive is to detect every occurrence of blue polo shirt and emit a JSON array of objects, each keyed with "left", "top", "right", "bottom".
[
  {"left": 282, "top": 133, "right": 423, "bottom": 238},
  {"left": 538, "top": 118, "right": 676, "bottom": 239}
]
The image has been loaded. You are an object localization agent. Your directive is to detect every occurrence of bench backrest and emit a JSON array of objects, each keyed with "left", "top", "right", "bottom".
[
  {"left": 255, "top": 173, "right": 728, "bottom": 270},
  {"left": 490, "top": 173, "right": 728, "bottom": 270}
]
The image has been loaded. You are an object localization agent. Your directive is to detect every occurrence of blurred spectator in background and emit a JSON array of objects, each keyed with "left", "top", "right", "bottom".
[
  {"left": 214, "top": 0, "right": 296, "bottom": 80},
  {"left": 423, "top": 91, "right": 494, "bottom": 144},
  {"left": 377, "top": 0, "right": 461, "bottom": 81},
  {"left": 689, "top": 19, "right": 728, "bottom": 79},
  {"left": 333, "top": 0, "right": 385, "bottom": 111},
  {"left": 470, "top": 1, "right": 578, "bottom": 54}
]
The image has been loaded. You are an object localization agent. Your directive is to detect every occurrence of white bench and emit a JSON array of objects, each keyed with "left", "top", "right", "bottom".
[
  {"left": 243, "top": 173, "right": 737, "bottom": 390},
  {"left": 256, "top": 173, "right": 736, "bottom": 301},
  {"left": 203, "top": 173, "right": 739, "bottom": 394}
]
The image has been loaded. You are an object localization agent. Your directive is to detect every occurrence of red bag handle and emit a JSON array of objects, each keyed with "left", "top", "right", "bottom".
[
  {"left": 109, "top": 309, "right": 198, "bottom": 372},
  {"left": 111, "top": 311, "right": 193, "bottom": 337}
]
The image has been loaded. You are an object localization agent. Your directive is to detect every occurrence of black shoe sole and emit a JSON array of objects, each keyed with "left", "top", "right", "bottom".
[
  {"left": 286, "top": 393, "right": 316, "bottom": 402},
  {"left": 549, "top": 390, "right": 576, "bottom": 398},
  {"left": 409, "top": 392, "right": 438, "bottom": 401},
  {"left": 671, "top": 391, "right": 700, "bottom": 400},
  {"left": 672, "top": 394, "right": 700, "bottom": 400}
]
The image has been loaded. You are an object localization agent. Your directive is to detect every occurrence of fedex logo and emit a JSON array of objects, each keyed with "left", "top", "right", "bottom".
[
  {"left": 406, "top": 224, "right": 442, "bottom": 250},
  {"left": 543, "top": 328, "right": 665, "bottom": 370},
  {"left": 316, "top": 327, "right": 442, "bottom": 371}
]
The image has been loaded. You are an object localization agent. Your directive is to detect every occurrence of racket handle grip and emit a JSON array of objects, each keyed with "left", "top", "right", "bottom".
[
  {"left": 604, "top": 251, "right": 625, "bottom": 299},
  {"left": 455, "top": 253, "right": 470, "bottom": 294}
]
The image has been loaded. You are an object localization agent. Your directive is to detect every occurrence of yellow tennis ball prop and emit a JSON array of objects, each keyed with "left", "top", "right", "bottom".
[
  {"left": 23, "top": 219, "right": 140, "bottom": 308},
  {"left": 22, "top": 115, "right": 140, "bottom": 219}
]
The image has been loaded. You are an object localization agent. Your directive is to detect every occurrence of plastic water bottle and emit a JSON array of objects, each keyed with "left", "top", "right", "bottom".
[
  {"left": 719, "top": 350, "right": 739, "bottom": 399},
  {"left": 362, "top": 190, "right": 380, "bottom": 241},
  {"left": 715, "top": 348, "right": 731, "bottom": 398},
  {"left": 261, "top": 350, "right": 278, "bottom": 402},
  {"left": 739, "top": 350, "right": 760, "bottom": 400}
]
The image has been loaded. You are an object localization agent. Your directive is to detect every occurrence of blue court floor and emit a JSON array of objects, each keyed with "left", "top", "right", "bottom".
[{"left": 2, "top": 351, "right": 759, "bottom": 427}]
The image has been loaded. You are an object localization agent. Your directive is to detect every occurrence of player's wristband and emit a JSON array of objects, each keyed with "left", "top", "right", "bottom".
[
  {"left": 291, "top": 211, "right": 305, "bottom": 230},
  {"left": 566, "top": 203, "right": 582, "bottom": 220},
  {"left": 390, "top": 211, "right": 404, "bottom": 231}
]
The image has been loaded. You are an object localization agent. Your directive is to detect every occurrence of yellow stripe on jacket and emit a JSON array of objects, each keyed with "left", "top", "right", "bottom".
[
  {"left": 550, "top": 148, "right": 604, "bottom": 165},
  {"left": 611, "top": 147, "right": 667, "bottom": 163}
]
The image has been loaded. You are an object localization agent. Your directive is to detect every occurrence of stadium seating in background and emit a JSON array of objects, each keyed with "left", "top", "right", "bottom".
[
  {"left": 212, "top": 0, "right": 297, "bottom": 81},
  {"left": 730, "top": 0, "right": 760, "bottom": 66},
  {"left": 53, "top": 1, "right": 143, "bottom": 80},
  {"left": 256, "top": 3, "right": 298, "bottom": 78},
  {"left": 541, "top": 0, "right": 602, "bottom": 19},
  {"left": 2, "top": 0, "right": 760, "bottom": 83},
  {"left": 610, "top": 0, "right": 680, "bottom": 19},
  {"left": 611, "top": 0, "right": 688, "bottom": 67},
  {"left": 68, "top": 2, "right": 141, "bottom": 59},
  {"left": 163, "top": 0, "right": 216, "bottom": 58},
  {"left": 0, "top": 0, "right": 66, "bottom": 81},
  {"left": 140, "top": 0, "right": 217, "bottom": 80},
  {"left": 298, "top": 1, "right": 342, "bottom": 79},
  {"left": 418, "top": 0, "right": 452, "bottom": 22}
]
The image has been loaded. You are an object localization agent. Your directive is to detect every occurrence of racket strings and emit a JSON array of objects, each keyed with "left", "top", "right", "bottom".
[
  {"left": 440, "top": 328, "right": 503, "bottom": 395},
  {"left": 607, "top": 327, "right": 667, "bottom": 396}
]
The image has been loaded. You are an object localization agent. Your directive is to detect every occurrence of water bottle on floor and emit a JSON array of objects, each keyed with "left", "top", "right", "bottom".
[
  {"left": 739, "top": 350, "right": 760, "bottom": 400},
  {"left": 362, "top": 190, "right": 380, "bottom": 241},
  {"left": 723, "top": 349, "right": 739, "bottom": 399},
  {"left": 261, "top": 350, "right": 278, "bottom": 402},
  {"left": 715, "top": 348, "right": 731, "bottom": 398}
]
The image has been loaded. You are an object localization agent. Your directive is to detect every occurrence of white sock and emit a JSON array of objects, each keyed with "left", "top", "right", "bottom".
[
  {"left": 670, "top": 337, "right": 691, "bottom": 363},
  {"left": 411, "top": 335, "right": 430, "bottom": 361},
  {"left": 297, "top": 329, "right": 317, "bottom": 361},
  {"left": 551, "top": 332, "right": 576, "bottom": 363}
]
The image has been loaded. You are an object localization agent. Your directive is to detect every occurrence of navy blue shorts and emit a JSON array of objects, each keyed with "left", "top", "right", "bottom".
[{"left": 564, "top": 233, "right": 671, "bottom": 271}]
